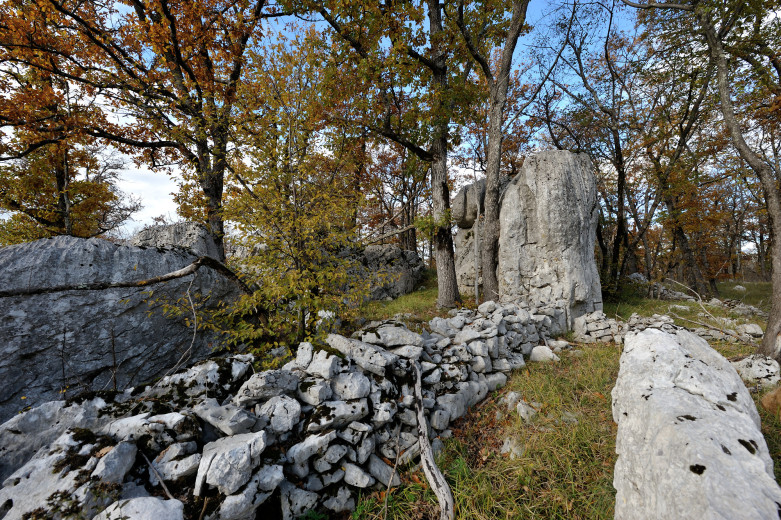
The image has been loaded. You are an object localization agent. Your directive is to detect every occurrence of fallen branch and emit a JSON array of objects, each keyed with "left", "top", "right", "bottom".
[
  {"left": 413, "top": 362, "right": 454, "bottom": 520},
  {"left": 668, "top": 311, "right": 757, "bottom": 346},
  {"left": 141, "top": 452, "right": 175, "bottom": 500},
  {"left": 0, "top": 256, "right": 252, "bottom": 298}
]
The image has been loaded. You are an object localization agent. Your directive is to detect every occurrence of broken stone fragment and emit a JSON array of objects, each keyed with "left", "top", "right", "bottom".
[
  {"left": 233, "top": 370, "right": 299, "bottom": 407},
  {"left": 194, "top": 431, "right": 267, "bottom": 496},
  {"left": 91, "top": 441, "right": 137, "bottom": 484},
  {"left": 192, "top": 397, "right": 256, "bottom": 436},
  {"left": 343, "top": 462, "right": 376, "bottom": 488}
]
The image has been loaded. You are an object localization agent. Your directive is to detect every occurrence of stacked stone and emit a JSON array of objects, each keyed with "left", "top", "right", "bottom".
[
  {"left": 649, "top": 282, "right": 695, "bottom": 301},
  {"left": 0, "top": 301, "right": 559, "bottom": 520},
  {"left": 709, "top": 298, "right": 769, "bottom": 319},
  {"left": 573, "top": 311, "right": 628, "bottom": 344}
]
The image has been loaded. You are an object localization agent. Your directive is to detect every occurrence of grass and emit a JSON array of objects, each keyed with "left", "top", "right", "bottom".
[
  {"left": 345, "top": 278, "right": 779, "bottom": 520},
  {"left": 361, "top": 269, "right": 450, "bottom": 331},
  {"left": 602, "top": 280, "right": 770, "bottom": 333},
  {"left": 353, "top": 344, "right": 621, "bottom": 520}
]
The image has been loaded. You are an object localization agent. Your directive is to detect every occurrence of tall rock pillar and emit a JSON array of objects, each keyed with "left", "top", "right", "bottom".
[{"left": 497, "top": 150, "right": 602, "bottom": 326}]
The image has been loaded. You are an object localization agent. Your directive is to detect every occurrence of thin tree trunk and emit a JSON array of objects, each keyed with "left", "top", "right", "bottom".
[
  {"left": 698, "top": 13, "right": 781, "bottom": 359},
  {"left": 428, "top": 0, "right": 460, "bottom": 308}
]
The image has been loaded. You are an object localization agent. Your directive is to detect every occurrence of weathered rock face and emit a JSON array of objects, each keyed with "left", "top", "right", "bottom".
[
  {"left": 0, "top": 235, "right": 242, "bottom": 423},
  {"left": 361, "top": 244, "right": 425, "bottom": 300},
  {"left": 453, "top": 151, "right": 601, "bottom": 326},
  {"left": 612, "top": 329, "right": 781, "bottom": 520},
  {"left": 129, "top": 221, "right": 221, "bottom": 260},
  {"left": 452, "top": 177, "right": 511, "bottom": 294},
  {"left": 497, "top": 150, "right": 602, "bottom": 325}
]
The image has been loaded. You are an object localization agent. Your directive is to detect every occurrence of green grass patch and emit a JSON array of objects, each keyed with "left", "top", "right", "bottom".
[
  {"left": 360, "top": 269, "right": 448, "bottom": 329},
  {"left": 602, "top": 281, "right": 770, "bottom": 333},
  {"left": 354, "top": 343, "right": 621, "bottom": 520}
]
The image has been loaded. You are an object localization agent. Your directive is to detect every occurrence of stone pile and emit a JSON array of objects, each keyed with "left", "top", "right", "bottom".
[
  {"left": 0, "top": 301, "right": 562, "bottom": 520},
  {"left": 573, "top": 311, "right": 628, "bottom": 344},
  {"left": 612, "top": 329, "right": 781, "bottom": 519},
  {"left": 649, "top": 282, "right": 695, "bottom": 301},
  {"left": 573, "top": 310, "right": 765, "bottom": 347},
  {"left": 711, "top": 298, "right": 769, "bottom": 319}
]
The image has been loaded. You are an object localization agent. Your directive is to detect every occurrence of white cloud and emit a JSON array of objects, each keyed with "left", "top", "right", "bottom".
[{"left": 118, "top": 165, "right": 181, "bottom": 235}]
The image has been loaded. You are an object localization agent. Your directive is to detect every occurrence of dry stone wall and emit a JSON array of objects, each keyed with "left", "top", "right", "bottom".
[{"left": 0, "top": 301, "right": 564, "bottom": 520}]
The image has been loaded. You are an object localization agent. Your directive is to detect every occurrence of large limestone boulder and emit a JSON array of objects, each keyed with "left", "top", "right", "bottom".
[
  {"left": 0, "top": 235, "right": 242, "bottom": 422},
  {"left": 497, "top": 150, "right": 602, "bottom": 324},
  {"left": 612, "top": 329, "right": 781, "bottom": 519},
  {"left": 129, "top": 221, "right": 221, "bottom": 260}
]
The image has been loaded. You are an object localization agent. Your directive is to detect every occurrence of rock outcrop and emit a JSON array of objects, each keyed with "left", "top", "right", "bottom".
[
  {"left": 612, "top": 329, "right": 781, "bottom": 519},
  {"left": 498, "top": 150, "right": 602, "bottom": 325},
  {"left": 129, "top": 221, "right": 221, "bottom": 260},
  {"left": 360, "top": 244, "right": 425, "bottom": 300},
  {"left": 454, "top": 150, "right": 602, "bottom": 327},
  {"left": 0, "top": 235, "right": 242, "bottom": 423},
  {"left": 0, "top": 301, "right": 567, "bottom": 519}
]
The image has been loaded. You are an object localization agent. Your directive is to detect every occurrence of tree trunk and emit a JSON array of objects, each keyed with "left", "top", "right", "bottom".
[
  {"left": 698, "top": 13, "right": 781, "bottom": 360},
  {"left": 609, "top": 130, "right": 627, "bottom": 288},
  {"left": 481, "top": 88, "right": 503, "bottom": 302},
  {"left": 428, "top": 0, "right": 460, "bottom": 308},
  {"left": 54, "top": 150, "right": 72, "bottom": 236}
]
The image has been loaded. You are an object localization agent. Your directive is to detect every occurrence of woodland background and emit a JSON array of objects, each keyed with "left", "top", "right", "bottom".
[{"left": 1, "top": 0, "right": 779, "bottom": 355}]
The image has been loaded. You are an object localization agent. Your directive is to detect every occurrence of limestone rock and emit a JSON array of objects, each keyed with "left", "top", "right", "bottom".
[
  {"left": 257, "top": 395, "right": 302, "bottom": 433},
  {"left": 92, "top": 441, "right": 137, "bottom": 484},
  {"left": 732, "top": 355, "right": 780, "bottom": 388},
  {"left": 194, "top": 431, "right": 267, "bottom": 496},
  {"left": 218, "top": 465, "right": 283, "bottom": 520},
  {"left": 129, "top": 221, "right": 221, "bottom": 260},
  {"left": 93, "top": 497, "right": 185, "bottom": 520},
  {"left": 326, "top": 334, "right": 399, "bottom": 376},
  {"left": 530, "top": 346, "right": 560, "bottom": 363},
  {"left": 0, "top": 236, "right": 242, "bottom": 423},
  {"left": 193, "top": 397, "right": 256, "bottom": 436},
  {"left": 332, "top": 372, "right": 372, "bottom": 400},
  {"left": 612, "top": 329, "right": 781, "bottom": 519},
  {"left": 367, "top": 454, "right": 400, "bottom": 487},
  {"left": 736, "top": 323, "right": 764, "bottom": 338},
  {"left": 361, "top": 244, "right": 425, "bottom": 301},
  {"left": 307, "top": 399, "right": 370, "bottom": 432},
  {"left": 376, "top": 325, "right": 423, "bottom": 347},
  {"left": 497, "top": 150, "right": 602, "bottom": 324},
  {"left": 233, "top": 370, "right": 299, "bottom": 407}
]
